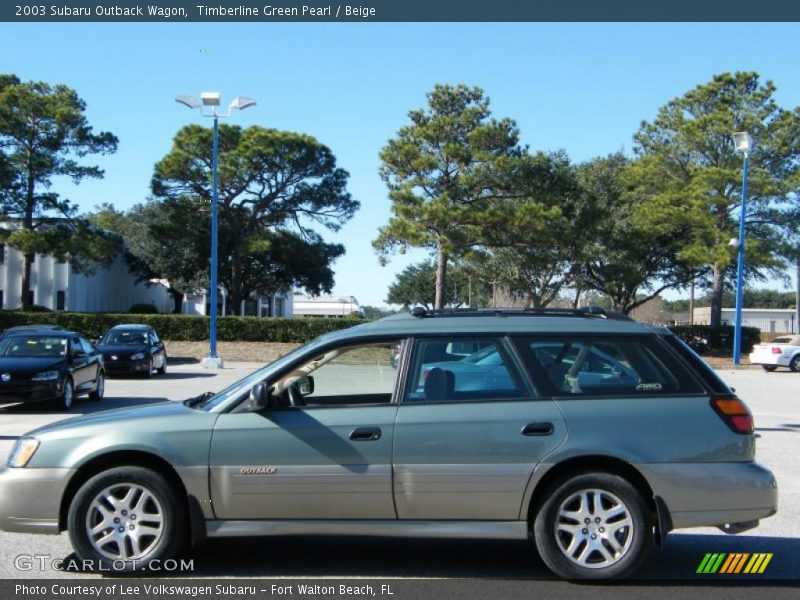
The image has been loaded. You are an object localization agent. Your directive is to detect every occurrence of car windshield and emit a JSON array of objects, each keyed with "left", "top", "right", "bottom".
[
  {"left": 189, "top": 337, "right": 326, "bottom": 411},
  {"left": 102, "top": 330, "right": 148, "bottom": 345},
  {"left": 0, "top": 336, "right": 68, "bottom": 358}
]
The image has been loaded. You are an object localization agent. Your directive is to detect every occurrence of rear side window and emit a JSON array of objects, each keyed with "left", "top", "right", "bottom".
[
  {"left": 404, "top": 337, "right": 528, "bottom": 403},
  {"left": 514, "top": 336, "right": 703, "bottom": 397},
  {"left": 662, "top": 334, "right": 730, "bottom": 394}
]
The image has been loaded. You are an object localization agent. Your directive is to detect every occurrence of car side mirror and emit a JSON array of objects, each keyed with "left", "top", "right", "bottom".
[
  {"left": 298, "top": 375, "right": 314, "bottom": 396},
  {"left": 248, "top": 382, "right": 271, "bottom": 411}
]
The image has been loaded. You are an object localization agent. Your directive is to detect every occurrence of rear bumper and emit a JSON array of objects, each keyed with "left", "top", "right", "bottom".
[
  {"left": 0, "top": 466, "right": 74, "bottom": 534},
  {"left": 749, "top": 353, "right": 791, "bottom": 367},
  {"left": 639, "top": 461, "right": 777, "bottom": 530}
]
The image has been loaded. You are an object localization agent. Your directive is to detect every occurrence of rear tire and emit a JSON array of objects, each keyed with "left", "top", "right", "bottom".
[
  {"left": 67, "top": 466, "right": 187, "bottom": 573},
  {"left": 533, "top": 472, "right": 651, "bottom": 580},
  {"left": 762, "top": 365, "right": 777, "bottom": 372},
  {"left": 790, "top": 356, "right": 800, "bottom": 373}
]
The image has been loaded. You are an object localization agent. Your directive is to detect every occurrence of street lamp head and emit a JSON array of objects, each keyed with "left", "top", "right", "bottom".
[
  {"left": 228, "top": 96, "right": 257, "bottom": 111},
  {"left": 733, "top": 132, "right": 754, "bottom": 156},
  {"left": 175, "top": 95, "right": 201, "bottom": 109},
  {"left": 728, "top": 237, "right": 740, "bottom": 248},
  {"left": 201, "top": 92, "right": 221, "bottom": 107}
]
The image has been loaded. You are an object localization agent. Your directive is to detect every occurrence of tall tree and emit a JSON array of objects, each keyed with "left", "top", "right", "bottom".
[
  {"left": 630, "top": 72, "right": 799, "bottom": 326},
  {"left": 149, "top": 124, "right": 357, "bottom": 312},
  {"left": 0, "top": 75, "right": 119, "bottom": 308},
  {"left": 374, "top": 84, "right": 523, "bottom": 309}
]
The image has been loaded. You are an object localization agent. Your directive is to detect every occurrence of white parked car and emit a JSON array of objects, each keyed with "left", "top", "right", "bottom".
[{"left": 749, "top": 335, "right": 800, "bottom": 372}]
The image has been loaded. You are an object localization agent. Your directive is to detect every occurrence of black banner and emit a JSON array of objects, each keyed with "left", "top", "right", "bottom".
[{"left": 2, "top": 0, "right": 800, "bottom": 22}]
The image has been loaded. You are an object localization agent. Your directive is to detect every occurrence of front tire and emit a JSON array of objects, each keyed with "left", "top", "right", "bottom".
[
  {"left": 144, "top": 358, "right": 154, "bottom": 379},
  {"left": 533, "top": 473, "right": 651, "bottom": 580},
  {"left": 67, "top": 466, "right": 187, "bottom": 573},
  {"left": 157, "top": 354, "right": 167, "bottom": 375},
  {"left": 762, "top": 365, "right": 778, "bottom": 372},
  {"left": 89, "top": 372, "right": 105, "bottom": 401},
  {"left": 56, "top": 378, "right": 74, "bottom": 411}
]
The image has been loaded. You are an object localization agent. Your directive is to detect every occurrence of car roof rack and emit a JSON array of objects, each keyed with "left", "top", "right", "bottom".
[{"left": 408, "top": 306, "right": 633, "bottom": 321}]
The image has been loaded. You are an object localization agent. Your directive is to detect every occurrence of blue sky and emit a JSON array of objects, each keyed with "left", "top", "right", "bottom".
[{"left": 2, "top": 22, "right": 799, "bottom": 306}]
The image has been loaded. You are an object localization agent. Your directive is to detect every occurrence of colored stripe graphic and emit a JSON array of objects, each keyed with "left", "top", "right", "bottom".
[{"left": 698, "top": 552, "right": 773, "bottom": 574}]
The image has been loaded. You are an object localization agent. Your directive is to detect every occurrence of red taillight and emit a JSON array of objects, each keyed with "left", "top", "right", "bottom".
[
  {"left": 711, "top": 394, "right": 754, "bottom": 434},
  {"left": 771, "top": 347, "right": 783, "bottom": 354}
]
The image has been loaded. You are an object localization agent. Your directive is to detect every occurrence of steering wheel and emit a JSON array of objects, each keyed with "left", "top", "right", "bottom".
[{"left": 286, "top": 382, "right": 306, "bottom": 407}]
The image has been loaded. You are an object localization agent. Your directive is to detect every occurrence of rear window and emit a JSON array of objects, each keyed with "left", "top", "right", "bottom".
[{"left": 513, "top": 335, "right": 704, "bottom": 397}]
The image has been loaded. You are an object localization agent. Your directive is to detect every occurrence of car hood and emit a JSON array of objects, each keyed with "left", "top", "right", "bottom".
[
  {"left": 97, "top": 344, "right": 148, "bottom": 355},
  {"left": 0, "top": 357, "right": 65, "bottom": 376},
  {"left": 27, "top": 400, "right": 190, "bottom": 437}
]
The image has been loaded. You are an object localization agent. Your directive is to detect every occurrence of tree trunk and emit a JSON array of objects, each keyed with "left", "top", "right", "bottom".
[
  {"left": 169, "top": 290, "right": 184, "bottom": 314},
  {"left": 21, "top": 173, "right": 35, "bottom": 310},
  {"left": 710, "top": 264, "right": 724, "bottom": 328},
  {"left": 434, "top": 244, "right": 447, "bottom": 310},
  {"left": 572, "top": 287, "right": 582, "bottom": 309}
]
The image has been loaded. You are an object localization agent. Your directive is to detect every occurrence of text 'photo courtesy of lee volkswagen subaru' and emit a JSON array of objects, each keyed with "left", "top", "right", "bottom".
[{"left": 0, "top": 308, "right": 778, "bottom": 580}]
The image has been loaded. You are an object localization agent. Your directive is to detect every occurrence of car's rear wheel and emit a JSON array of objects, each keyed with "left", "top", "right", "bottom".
[
  {"left": 68, "top": 466, "right": 186, "bottom": 573},
  {"left": 89, "top": 372, "right": 105, "bottom": 401},
  {"left": 762, "top": 365, "right": 778, "bottom": 372},
  {"left": 533, "top": 473, "right": 651, "bottom": 580},
  {"left": 790, "top": 356, "right": 800, "bottom": 373}
]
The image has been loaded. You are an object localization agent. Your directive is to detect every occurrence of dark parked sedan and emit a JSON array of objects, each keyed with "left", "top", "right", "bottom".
[
  {"left": 0, "top": 331, "right": 104, "bottom": 410},
  {"left": 97, "top": 324, "right": 167, "bottom": 377}
]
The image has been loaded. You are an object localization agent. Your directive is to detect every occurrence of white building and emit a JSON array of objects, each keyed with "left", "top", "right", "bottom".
[
  {"left": 0, "top": 242, "right": 173, "bottom": 313},
  {"left": 292, "top": 295, "right": 362, "bottom": 318},
  {"left": 693, "top": 307, "right": 797, "bottom": 334},
  {"left": 181, "top": 290, "right": 293, "bottom": 317}
]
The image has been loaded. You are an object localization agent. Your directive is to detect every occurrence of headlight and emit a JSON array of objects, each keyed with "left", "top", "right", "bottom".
[
  {"left": 31, "top": 370, "right": 59, "bottom": 382},
  {"left": 130, "top": 353, "right": 145, "bottom": 360},
  {"left": 8, "top": 437, "right": 40, "bottom": 468}
]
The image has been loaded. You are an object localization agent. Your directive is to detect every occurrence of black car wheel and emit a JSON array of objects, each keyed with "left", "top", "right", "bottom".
[
  {"left": 762, "top": 365, "right": 778, "bottom": 372},
  {"left": 56, "top": 378, "right": 74, "bottom": 411},
  {"left": 533, "top": 472, "right": 651, "bottom": 580},
  {"left": 68, "top": 466, "right": 187, "bottom": 573},
  {"left": 89, "top": 372, "right": 105, "bottom": 401},
  {"left": 790, "top": 356, "right": 800, "bottom": 373},
  {"left": 144, "top": 358, "right": 154, "bottom": 379},
  {"left": 157, "top": 354, "right": 167, "bottom": 375}
]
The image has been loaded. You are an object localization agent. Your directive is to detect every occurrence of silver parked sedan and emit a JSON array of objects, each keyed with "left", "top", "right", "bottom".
[{"left": 0, "top": 308, "right": 778, "bottom": 580}]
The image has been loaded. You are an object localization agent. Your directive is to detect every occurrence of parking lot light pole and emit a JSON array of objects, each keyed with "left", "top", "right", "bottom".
[
  {"left": 175, "top": 93, "right": 257, "bottom": 369},
  {"left": 732, "top": 132, "right": 753, "bottom": 366}
]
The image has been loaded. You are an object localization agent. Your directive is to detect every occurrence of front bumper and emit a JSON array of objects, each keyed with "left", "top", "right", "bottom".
[
  {"left": 0, "top": 381, "right": 62, "bottom": 404},
  {"left": 0, "top": 466, "right": 74, "bottom": 534},
  {"left": 639, "top": 461, "right": 777, "bottom": 530},
  {"left": 103, "top": 359, "right": 149, "bottom": 374}
]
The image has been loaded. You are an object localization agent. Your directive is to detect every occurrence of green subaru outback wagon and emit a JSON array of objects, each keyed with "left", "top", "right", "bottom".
[{"left": 0, "top": 308, "right": 777, "bottom": 579}]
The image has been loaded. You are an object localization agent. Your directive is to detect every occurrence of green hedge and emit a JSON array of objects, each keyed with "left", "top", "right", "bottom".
[
  {"left": 669, "top": 325, "right": 761, "bottom": 356},
  {"left": 0, "top": 311, "right": 365, "bottom": 343}
]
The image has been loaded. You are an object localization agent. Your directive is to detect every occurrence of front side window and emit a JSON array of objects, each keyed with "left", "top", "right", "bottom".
[
  {"left": 404, "top": 338, "right": 527, "bottom": 403},
  {"left": 271, "top": 341, "right": 403, "bottom": 407},
  {"left": 517, "top": 336, "right": 701, "bottom": 396}
]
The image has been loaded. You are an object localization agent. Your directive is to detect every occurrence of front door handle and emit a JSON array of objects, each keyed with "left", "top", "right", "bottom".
[
  {"left": 349, "top": 427, "right": 382, "bottom": 441},
  {"left": 522, "top": 422, "right": 554, "bottom": 436}
]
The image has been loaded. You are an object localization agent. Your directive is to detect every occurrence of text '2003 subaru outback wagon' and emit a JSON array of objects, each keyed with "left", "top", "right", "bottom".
[{"left": 0, "top": 308, "right": 777, "bottom": 579}]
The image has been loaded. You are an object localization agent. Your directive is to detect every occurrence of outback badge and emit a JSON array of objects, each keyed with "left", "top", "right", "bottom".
[{"left": 239, "top": 466, "right": 277, "bottom": 475}]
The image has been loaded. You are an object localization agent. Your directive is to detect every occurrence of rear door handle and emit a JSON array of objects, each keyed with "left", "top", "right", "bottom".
[
  {"left": 349, "top": 427, "right": 382, "bottom": 441},
  {"left": 522, "top": 422, "right": 554, "bottom": 436}
]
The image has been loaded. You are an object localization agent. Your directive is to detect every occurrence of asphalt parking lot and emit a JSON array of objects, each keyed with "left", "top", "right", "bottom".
[{"left": 0, "top": 362, "right": 797, "bottom": 583}]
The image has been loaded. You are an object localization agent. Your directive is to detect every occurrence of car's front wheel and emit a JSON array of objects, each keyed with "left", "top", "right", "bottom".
[
  {"left": 533, "top": 472, "right": 651, "bottom": 580},
  {"left": 89, "top": 372, "right": 105, "bottom": 401},
  {"left": 56, "top": 378, "right": 74, "bottom": 411},
  {"left": 68, "top": 466, "right": 186, "bottom": 573},
  {"left": 762, "top": 364, "right": 778, "bottom": 372}
]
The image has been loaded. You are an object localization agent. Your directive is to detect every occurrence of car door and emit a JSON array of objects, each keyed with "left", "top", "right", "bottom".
[
  {"left": 209, "top": 340, "right": 405, "bottom": 520},
  {"left": 68, "top": 336, "right": 92, "bottom": 392},
  {"left": 392, "top": 336, "right": 567, "bottom": 520}
]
